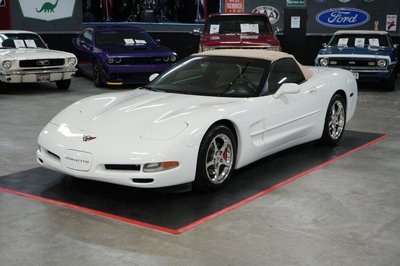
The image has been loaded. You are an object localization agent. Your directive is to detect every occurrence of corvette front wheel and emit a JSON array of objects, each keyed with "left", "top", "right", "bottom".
[{"left": 194, "top": 124, "right": 236, "bottom": 192}]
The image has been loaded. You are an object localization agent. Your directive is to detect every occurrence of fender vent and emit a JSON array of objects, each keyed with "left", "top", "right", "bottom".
[{"left": 105, "top": 164, "right": 140, "bottom": 171}]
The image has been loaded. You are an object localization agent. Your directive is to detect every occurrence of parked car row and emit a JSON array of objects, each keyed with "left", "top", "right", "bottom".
[{"left": 1, "top": 13, "right": 398, "bottom": 92}]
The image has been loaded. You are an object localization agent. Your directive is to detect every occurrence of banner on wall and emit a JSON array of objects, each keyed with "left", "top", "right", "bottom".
[
  {"left": 386, "top": 15, "right": 397, "bottom": 31},
  {"left": 286, "top": 0, "right": 306, "bottom": 7},
  {"left": 225, "top": 0, "right": 245, "bottom": 13},
  {"left": 19, "top": 0, "right": 76, "bottom": 21}
]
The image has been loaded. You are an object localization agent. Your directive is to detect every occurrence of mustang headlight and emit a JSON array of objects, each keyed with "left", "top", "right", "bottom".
[
  {"left": 319, "top": 58, "right": 329, "bottom": 67},
  {"left": 377, "top": 59, "right": 387, "bottom": 68},
  {"left": 143, "top": 161, "right": 179, "bottom": 172},
  {"left": 67, "top": 57, "right": 77, "bottom": 66},
  {"left": 2, "top": 60, "right": 12, "bottom": 69}
]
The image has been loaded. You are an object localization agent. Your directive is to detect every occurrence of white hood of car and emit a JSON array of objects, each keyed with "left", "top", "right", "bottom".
[
  {"left": 51, "top": 89, "right": 240, "bottom": 140},
  {"left": 0, "top": 48, "right": 75, "bottom": 60}
]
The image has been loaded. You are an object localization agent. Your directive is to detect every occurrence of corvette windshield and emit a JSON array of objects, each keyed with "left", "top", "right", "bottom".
[
  {"left": 0, "top": 33, "right": 47, "bottom": 49},
  {"left": 146, "top": 56, "right": 269, "bottom": 97},
  {"left": 95, "top": 29, "right": 154, "bottom": 47},
  {"left": 329, "top": 34, "right": 389, "bottom": 48}
]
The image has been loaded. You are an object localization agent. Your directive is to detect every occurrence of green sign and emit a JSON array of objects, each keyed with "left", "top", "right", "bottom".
[{"left": 286, "top": 0, "right": 306, "bottom": 7}]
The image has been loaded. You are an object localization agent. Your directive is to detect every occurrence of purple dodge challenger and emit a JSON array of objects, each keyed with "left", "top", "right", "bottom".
[{"left": 73, "top": 26, "right": 177, "bottom": 87}]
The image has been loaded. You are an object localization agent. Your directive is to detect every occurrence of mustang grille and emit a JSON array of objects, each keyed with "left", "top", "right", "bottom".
[
  {"left": 328, "top": 58, "right": 377, "bottom": 67},
  {"left": 19, "top": 59, "right": 65, "bottom": 68}
]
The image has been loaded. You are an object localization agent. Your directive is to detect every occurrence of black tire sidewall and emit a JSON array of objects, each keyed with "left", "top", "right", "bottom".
[
  {"left": 194, "top": 124, "right": 237, "bottom": 192},
  {"left": 320, "top": 94, "right": 346, "bottom": 145},
  {"left": 93, "top": 59, "right": 105, "bottom": 87}
]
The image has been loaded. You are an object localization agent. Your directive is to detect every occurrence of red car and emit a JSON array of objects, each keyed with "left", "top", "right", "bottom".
[{"left": 199, "top": 13, "right": 281, "bottom": 52}]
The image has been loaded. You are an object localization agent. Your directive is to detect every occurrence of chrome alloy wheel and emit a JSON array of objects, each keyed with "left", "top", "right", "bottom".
[
  {"left": 205, "top": 133, "right": 234, "bottom": 184},
  {"left": 328, "top": 100, "right": 345, "bottom": 140}
]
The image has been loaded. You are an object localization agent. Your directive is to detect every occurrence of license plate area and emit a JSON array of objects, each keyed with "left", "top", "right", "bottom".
[
  {"left": 37, "top": 74, "right": 50, "bottom": 82},
  {"left": 62, "top": 150, "right": 93, "bottom": 171}
]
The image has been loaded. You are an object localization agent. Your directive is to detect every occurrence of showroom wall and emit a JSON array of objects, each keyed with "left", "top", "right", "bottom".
[
  {"left": 10, "top": 0, "right": 82, "bottom": 32},
  {"left": 2, "top": 0, "right": 399, "bottom": 65},
  {"left": 222, "top": 0, "right": 399, "bottom": 35}
]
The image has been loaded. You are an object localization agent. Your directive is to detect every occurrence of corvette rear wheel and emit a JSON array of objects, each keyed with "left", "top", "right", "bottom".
[
  {"left": 93, "top": 60, "right": 106, "bottom": 88},
  {"left": 194, "top": 124, "right": 236, "bottom": 192},
  {"left": 319, "top": 94, "right": 346, "bottom": 145}
]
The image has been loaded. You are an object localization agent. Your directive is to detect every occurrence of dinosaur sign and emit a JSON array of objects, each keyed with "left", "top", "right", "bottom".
[{"left": 19, "top": 0, "right": 75, "bottom": 21}]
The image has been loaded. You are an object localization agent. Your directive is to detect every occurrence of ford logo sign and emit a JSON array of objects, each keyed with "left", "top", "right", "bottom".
[
  {"left": 316, "top": 8, "right": 370, "bottom": 28},
  {"left": 37, "top": 59, "right": 50, "bottom": 66}
]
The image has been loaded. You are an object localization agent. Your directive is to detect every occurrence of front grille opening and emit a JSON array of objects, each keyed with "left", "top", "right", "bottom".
[
  {"left": 47, "top": 150, "right": 60, "bottom": 160},
  {"left": 132, "top": 178, "right": 154, "bottom": 183},
  {"left": 105, "top": 164, "right": 141, "bottom": 171}
]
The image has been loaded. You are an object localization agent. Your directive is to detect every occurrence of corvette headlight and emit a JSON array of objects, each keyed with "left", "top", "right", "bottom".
[
  {"left": 143, "top": 161, "right": 179, "bottom": 172},
  {"left": 319, "top": 58, "right": 328, "bottom": 67},
  {"left": 2, "top": 60, "right": 12, "bottom": 69},
  {"left": 377, "top": 59, "right": 387, "bottom": 68},
  {"left": 67, "top": 57, "right": 77, "bottom": 66}
]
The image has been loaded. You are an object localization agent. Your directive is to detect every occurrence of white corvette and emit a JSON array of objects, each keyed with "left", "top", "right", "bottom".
[
  {"left": 37, "top": 50, "right": 357, "bottom": 191},
  {"left": 0, "top": 30, "right": 77, "bottom": 90}
]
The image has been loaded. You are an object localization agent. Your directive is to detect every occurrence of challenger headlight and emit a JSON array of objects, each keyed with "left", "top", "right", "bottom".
[
  {"left": 170, "top": 55, "right": 177, "bottom": 62},
  {"left": 67, "top": 57, "right": 77, "bottom": 66},
  {"left": 2, "top": 60, "right": 12, "bottom": 69},
  {"left": 377, "top": 59, "right": 387, "bottom": 68},
  {"left": 163, "top": 56, "right": 170, "bottom": 62},
  {"left": 114, "top": 57, "right": 121, "bottom": 63},
  {"left": 107, "top": 57, "right": 114, "bottom": 64},
  {"left": 319, "top": 58, "right": 328, "bottom": 67},
  {"left": 143, "top": 161, "right": 179, "bottom": 172}
]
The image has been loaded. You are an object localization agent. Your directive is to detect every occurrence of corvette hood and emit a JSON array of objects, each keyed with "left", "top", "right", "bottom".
[
  {"left": 51, "top": 89, "right": 239, "bottom": 139},
  {"left": 0, "top": 48, "right": 75, "bottom": 60},
  {"left": 202, "top": 34, "right": 280, "bottom": 47},
  {"left": 319, "top": 46, "right": 392, "bottom": 57}
]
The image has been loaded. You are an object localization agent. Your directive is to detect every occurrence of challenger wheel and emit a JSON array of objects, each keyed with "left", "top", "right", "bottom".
[
  {"left": 93, "top": 60, "right": 106, "bottom": 88},
  {"left": 194, "top": 124, "right": 236, "bottom": 192},
  {"left": 56, "top": 79, "right": 71, "bottom": 90},
  {"left": 319, "top": 94, "right": 346, "bottom": 145}
]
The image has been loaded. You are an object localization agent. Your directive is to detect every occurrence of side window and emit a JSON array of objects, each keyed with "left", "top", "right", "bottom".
[
  {"left": 265, "top": 58, "right": 305, "bottom": 95},
  {"left": 82, "top": 30, "right": 93, "bottom": 44}
]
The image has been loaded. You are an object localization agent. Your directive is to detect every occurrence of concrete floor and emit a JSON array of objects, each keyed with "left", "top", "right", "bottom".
[{"left": 0, "top": 77, "right": 399, "bottom": 266}]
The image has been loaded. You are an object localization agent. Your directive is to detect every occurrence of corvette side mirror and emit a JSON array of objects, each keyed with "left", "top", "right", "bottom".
[
  {"left": 149, "top": 73, "right": 159, "bottom": 82},
  {"left": 273, "top": 83, "right": 301, "bottom": 98}
]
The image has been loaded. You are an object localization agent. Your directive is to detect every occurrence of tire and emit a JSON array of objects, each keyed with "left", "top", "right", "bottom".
[
  {"left": 193, "top": 124, "right": 236, "bottom": 192},
  {"left": 382, "top": 71, "right": 396, "bottom": 91},
  {"left": 319, "top": 94, "right": 346, "bottom": 145},
  {"left": 55, "top": 79, "right": 71, "bottom": 90},
  {"left": 93, "top": 59, "right": 106, "bottom": 88}
]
